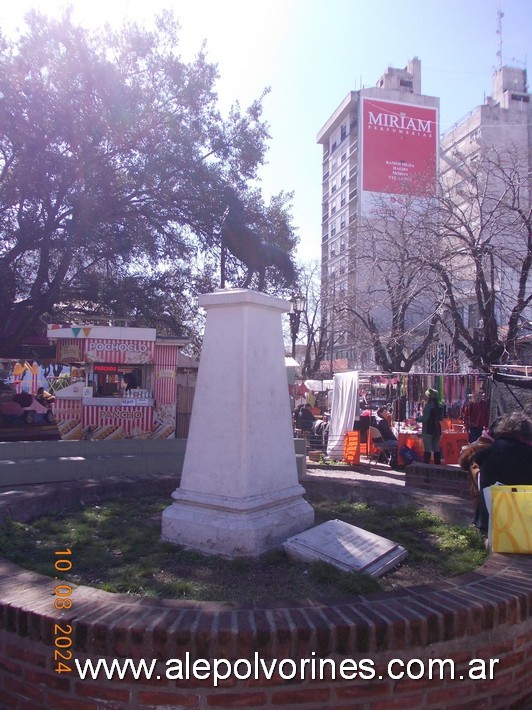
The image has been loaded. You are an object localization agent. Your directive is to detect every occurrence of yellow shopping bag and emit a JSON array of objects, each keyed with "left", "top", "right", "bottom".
[{"left": 491, "top": 485, "right": 532, "bottom": 554}]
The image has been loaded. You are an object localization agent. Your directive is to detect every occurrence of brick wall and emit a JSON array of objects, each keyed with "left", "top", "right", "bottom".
[
  {"left": 404, "top": 462, "right": 471, "bottom": 498},
  {"left": 0, "top": 479, "right": 530, "bottom": 709}
]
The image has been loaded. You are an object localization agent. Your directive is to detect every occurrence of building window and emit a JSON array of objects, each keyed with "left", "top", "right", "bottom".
[{"left": 468, "top": 303, "right": 480, "bottom": 328}]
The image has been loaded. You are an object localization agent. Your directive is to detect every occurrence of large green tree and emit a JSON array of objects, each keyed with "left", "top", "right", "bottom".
[{"left": 0, "top": 10, "right": 296, "bottom": 351}]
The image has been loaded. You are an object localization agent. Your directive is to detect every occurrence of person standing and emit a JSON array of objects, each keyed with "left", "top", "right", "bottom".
[
  {"left": 123, "top": 372, "right": 138, "bottom": 394},
  {"left": 462, "top": 393, "right": 490, "bottom": 443},
  {"left": 418, "top": 388, "right": 444, "bottom": 464}
]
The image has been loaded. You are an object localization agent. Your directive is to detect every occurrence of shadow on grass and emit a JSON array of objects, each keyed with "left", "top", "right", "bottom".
[{"left": 0, "top": 492, "right": 487, "bottom": 602}]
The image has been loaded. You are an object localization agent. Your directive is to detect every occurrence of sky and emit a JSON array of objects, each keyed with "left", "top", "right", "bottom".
[{"left": 1, "top": 0, "right": 531, "bottom": 262}]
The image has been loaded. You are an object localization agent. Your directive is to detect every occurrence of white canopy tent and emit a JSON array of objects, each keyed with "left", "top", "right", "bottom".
[
  {"left": 327, "top": 371, "right": 360, "bottom": 459},
  {"left": 304, "top": 379, "right": 334, "bottom": 391}
]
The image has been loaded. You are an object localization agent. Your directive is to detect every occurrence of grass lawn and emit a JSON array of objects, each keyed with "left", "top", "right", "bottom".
[{"left": 0, "top": 492, "right": 488, "bottom": 602}]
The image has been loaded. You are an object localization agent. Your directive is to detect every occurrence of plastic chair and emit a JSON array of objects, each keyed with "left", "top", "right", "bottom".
[{"left": 368, "top": 426, "right": 393, "bottom": 467}]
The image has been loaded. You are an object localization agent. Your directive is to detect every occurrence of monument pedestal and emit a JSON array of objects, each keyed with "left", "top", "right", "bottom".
[{"left": 162, "top": 289, "right": 314, "bottom": 557}]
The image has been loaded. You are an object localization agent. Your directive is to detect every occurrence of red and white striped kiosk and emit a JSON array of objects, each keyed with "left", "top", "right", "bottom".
[{"left": 47, "top": 324, "right": 188, "bottom": 440}]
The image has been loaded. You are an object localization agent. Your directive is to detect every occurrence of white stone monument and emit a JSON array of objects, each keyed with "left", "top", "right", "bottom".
[{"left": 161, "top": 289, "right": 314, "bottom": 557}]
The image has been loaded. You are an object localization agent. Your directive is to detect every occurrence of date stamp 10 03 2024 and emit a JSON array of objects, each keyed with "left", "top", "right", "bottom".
[{"left": 52, "top": 548, "right": 74, "bottom": 674}]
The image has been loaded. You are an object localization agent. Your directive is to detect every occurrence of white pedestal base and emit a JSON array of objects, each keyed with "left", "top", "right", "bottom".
[
  {"left": 162, "top": 485, "right": 314, "bottom": 557},
  {"left": 162, "top": 289, "right": 314, "bottom": 557}
]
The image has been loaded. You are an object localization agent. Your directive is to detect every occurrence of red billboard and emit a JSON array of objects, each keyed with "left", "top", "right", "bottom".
[{"left": 361, "top": 98, "right": 437, "bottom": 197}]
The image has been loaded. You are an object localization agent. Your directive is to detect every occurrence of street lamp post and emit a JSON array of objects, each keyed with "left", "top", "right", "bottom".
[{"left": 289, "top": 295, "right": 307, "bottom": 360}]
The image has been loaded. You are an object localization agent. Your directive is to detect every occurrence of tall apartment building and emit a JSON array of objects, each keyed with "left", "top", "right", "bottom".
[
  {"left": 442, "top": 65, "right": 530, "bottom": 162},
  {"left": 318, "top": 60, "right": 531, "bottom": 373},
  {"left": 317, "top": 58, "right": 439, "bottom": 371},
  {"left": 439, "top": 65, "right": 531, "bottom": 343}
]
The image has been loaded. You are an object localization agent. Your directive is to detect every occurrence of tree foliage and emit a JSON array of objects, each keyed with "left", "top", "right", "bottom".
[{"left": 0, "top": 10, "right": 297, "bottom": 351}]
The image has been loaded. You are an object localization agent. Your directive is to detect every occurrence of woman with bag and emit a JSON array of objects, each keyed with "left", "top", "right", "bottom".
[{"left": 475, "top": 411, "right": 532, "bottom": 533}]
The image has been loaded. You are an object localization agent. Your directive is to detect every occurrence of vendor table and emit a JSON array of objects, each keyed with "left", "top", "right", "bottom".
[
  {"left": 397, "top": 430, "right": 469, "bottom": 466},
  {"left": 397, "top": 432, "right": 424, "bottom": 466},
  {"left": 440, "top": 431, "right": 469, "bottom": 464}
]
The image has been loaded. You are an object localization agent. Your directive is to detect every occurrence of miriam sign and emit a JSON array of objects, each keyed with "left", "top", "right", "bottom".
[{"left": 361, "top": 98, "right": 438, "bottom": 198}]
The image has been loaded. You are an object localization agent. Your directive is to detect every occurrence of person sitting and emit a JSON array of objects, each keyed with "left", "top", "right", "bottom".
[
  {"left": 0, "top": 379, "right": 14, "bottom": 392},
  {"left": 35, "top": 386, "right": 55, "bottom": 406},
  {"left": 375, "top": 406, "right": 398, "bottom": 465},
  {"left": 475, "top": 410, "right": 532, "bottom": 534},
  {"left": 375, "top": 407, "right": 397, "bottom": 443},
  {"left": 0, "top": 379, "right": 15, "bottom": 403},
  {"left": 458, "top": 440, "right": 492, "bottom": 528},
  {"left": 297, "top": 403, "right": 316, "bottom": 433}
]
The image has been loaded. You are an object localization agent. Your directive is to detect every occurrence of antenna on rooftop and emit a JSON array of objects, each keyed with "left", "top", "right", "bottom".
[{"left": 496, "top": 1, "right": 504, "bottom": 68}]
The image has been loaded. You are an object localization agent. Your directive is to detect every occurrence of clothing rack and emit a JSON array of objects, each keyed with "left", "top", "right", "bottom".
[{"left": 393, "top": 372, "right": 488, "bottom": 421}]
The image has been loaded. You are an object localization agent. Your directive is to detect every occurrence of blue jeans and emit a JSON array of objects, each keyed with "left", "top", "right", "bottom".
[{"left": 422, "top": 433, "right": 441, "bottom": 453}]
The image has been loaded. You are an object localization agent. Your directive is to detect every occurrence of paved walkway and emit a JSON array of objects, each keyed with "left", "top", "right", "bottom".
[
  {"left": 306, "top": 458, "right": 406, "bottom": 486},
  {"left": 303, "top": 458, "right": 472, "bottom": 526}
]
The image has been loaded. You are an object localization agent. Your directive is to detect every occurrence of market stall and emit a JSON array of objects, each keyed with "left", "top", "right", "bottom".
[
  {"left": 324, "top": 370, "right": 488, "bottom": 465},
  {"left": 393, "top": 373, "right": 488, "bottom": 422},
  {"left": 47, "top": 324, "right": 188, "bottom": 440},
  {"left": 396, "top": 429, "right": 470, "bottom": 466}
]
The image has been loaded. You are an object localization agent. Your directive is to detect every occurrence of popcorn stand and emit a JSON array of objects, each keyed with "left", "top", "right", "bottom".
[{"left": 47, "top": 324, "right": 188, "bottom": 440}]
